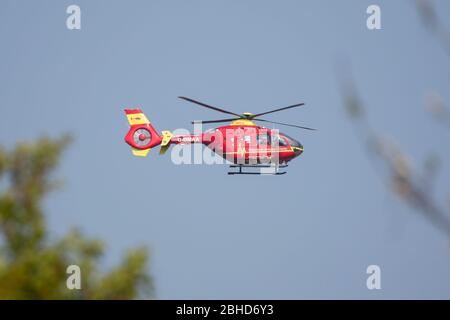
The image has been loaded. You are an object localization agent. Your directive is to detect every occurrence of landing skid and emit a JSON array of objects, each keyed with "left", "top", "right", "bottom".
[{"left": 228, "top": 164, "right": 288, "bottom": 175}]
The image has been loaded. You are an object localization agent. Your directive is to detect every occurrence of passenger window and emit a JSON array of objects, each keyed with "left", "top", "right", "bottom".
[{"left": 257, "top": 133, "right": 270, "bottom": 145}]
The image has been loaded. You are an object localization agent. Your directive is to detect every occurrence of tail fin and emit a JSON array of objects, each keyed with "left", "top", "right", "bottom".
[{"left": 124, "top": 109, "right": 163, "bottom": 157}]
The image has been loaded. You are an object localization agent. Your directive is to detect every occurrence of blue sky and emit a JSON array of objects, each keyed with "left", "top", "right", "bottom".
[{"left": 1, "top": 0, "right": 450, "bottom": 299}]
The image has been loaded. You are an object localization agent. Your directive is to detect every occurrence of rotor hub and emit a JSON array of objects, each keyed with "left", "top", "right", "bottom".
[{"left": 241, "top": 112, "right": 254, "bottom": 119}]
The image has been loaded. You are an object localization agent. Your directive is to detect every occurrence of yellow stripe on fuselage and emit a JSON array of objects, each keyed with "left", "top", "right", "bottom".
[{"left": 223, "top": 147, "right": 295, "bottom": 155}]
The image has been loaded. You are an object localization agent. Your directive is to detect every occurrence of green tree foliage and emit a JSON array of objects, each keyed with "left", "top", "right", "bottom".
[{"left": 0, "top": 136, "right": 153, "bottom": 299}]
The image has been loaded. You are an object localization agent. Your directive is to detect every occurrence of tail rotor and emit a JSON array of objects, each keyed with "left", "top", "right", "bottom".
[{"left": 124, "top": 109, "right": 163, "bottom": 157}]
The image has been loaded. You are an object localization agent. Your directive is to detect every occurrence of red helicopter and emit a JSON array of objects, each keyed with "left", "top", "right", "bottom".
[{"left": 124, "top": 97, "right": 315, "bottom": 175}]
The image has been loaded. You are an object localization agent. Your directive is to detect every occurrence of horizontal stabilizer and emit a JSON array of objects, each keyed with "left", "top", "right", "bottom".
[
  {"left": 159, "top": 145, "right": 170, "bottom": 155},
  {"left": 161, "top": 131, "right": 173, "bottom": 146}
]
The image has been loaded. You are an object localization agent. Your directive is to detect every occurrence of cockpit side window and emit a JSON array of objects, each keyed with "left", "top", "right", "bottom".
[
  {"left": 272, "top": 135, "right": 288, "bottom": 147},
  {"left": 277, "top": 136, "right": 288, "bottom": 147}
]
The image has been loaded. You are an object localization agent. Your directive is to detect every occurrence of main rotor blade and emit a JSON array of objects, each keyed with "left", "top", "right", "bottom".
[
  {"left": 251, "top": 103, "right": 305, "bottom": 118},
  {"left": 179, "top": 96, "right": 241, "bottom": 117},
  {"left": 191, "top": 118, "right": 241, "bottom": 124},
  {"left": 255, "top": 119, "right": 316, "bottom": 130}
]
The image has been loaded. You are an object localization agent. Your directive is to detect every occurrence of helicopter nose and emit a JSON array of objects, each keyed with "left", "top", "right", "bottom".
[
  {"left": 292, "top": 146, "right": 304, "bottom": 156},
  {"left": 291, "top": 140, "right": 303, "bottom": 156}
]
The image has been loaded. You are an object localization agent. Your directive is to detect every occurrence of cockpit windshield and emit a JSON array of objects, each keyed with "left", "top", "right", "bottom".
[{"left": 280, "top": 133, "right": 302, "bottom": 148}]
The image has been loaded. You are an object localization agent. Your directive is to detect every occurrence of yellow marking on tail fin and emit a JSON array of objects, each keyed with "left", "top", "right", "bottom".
[
  {"left": 132, "top": 148, "right": 151, "bottom": 157},
  {"left": 127, "top": 113, "right": 150, "bottom": 126}
]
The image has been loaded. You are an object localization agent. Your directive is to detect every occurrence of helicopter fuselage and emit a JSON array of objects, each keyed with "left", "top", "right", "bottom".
[{"left": 170, "top": 120, "right": 303, "bottom": 164}]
